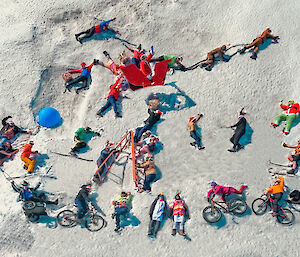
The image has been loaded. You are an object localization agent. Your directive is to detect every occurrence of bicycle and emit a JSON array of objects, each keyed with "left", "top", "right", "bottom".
[
  {"left": 202, "top": 198, "right": 247, "bottom": 223},
  {"left": 57, "top": 204, "right": 105, "bottom": 232},
  {"left": 252, "top": 194, "right": 295, "bottom": 225}
]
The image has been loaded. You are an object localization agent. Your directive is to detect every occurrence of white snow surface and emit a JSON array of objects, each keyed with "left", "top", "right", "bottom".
[{"left": 0, "top": 0, "right": 300, "bottom": 256}]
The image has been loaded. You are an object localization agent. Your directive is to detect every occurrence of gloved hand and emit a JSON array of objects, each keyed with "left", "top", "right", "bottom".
[
  {"left": 96, "top": 132, "right": 101, "bottom": 136},
  {"left": 38, "top": 182, "right": 41, "bottom": 186},
  {"left": 150, "top": 46, "right": 154, "bottom": 55},
  {"left": 198, "top": 113, "right": 203, "bottom": 118},
  {"left": 282, "top": 143, "right": 287, "bottom": 147},
  {"left": 93, "top": 59, "right": 99, "bottom": 65},
  {"left": 11, "top": 181, "right": 15, "bottom": 185},
  {"left": 34, "top": 151, "right": 39, "bottom": 154},
  {"left": 75, "top": 136, "right": 80, "bottom": 141},
  {"left": 112, "top": 17, "right": 117, "bottom": 21}
]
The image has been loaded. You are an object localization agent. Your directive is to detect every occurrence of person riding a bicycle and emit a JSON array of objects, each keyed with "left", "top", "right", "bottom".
[
  {"left": 207, "top": 181, "right": 248, "bottom": 202},
  {"left": 111, "top": 191, "right": 132, "bottom": 231},
  {"left": 265, "top": 176, "right": 284, "bottom": 216},
  {"left": 75, "top": 184, "right": 94, "bottom": 222}
]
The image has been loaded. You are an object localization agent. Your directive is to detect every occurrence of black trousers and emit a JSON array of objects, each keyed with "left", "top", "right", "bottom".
[
  {"left": 148, "top": 220, "right": 161, "bottom": 235},
  {"left": 76, "top": 27, "right": 95, "bottom": 40}
]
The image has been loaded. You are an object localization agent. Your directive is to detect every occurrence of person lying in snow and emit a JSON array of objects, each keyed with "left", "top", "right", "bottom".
[
  {"left": 75, "top": 18, "right": 118, "bottom": 44},
  {"left": 0, "top": 116, "right": 31, "bottom": 146},
  {"left": 169, "top": 193, "right": 190, "bottom": 236},
  {"left": 11, "top": 180, "right": 58, "bottom": 205},
  {"left": 70, "top": 127, "right": 100, "bottom": 154},
  {"left": 148, "top": 193, "right": 168, "bottom": 237},
  {"left": 137, "top": 156, "right": 157, "bottom": 193},
  {"left": 150, "top": 54, "right": 186, "bottom": 70},
  {"left": 188, "top": 113, "right": 205, "bottom": 150},
  {"left": 271, "top": 100, "right": 299, "bottom": 135},
  {"left": 238, "top": 28, "right": 279, "bottom": 60},
  {"left": 140, "top": 46, "right": 155, "bottom": 81},
  {"left": 111, "top": 191, "right": 133, "bottom": 232},
  {"left": 282, "top": 140, "right": 300, "bottom": 174},
  {"left": 200, "top": 45, "right": 229, "bottom": 71},
  {"left": 135, "top": 134, "right": 159, "bottom": 158},
  {"left": 207, "top": 181, "right": 248, "bottom": 202},
  {"left": 65, "top": 61, "right": 95, "bottom": 94},
  {"left": 122, "top": 43, "right": 144, "bottom": 68},
  {"left": 21, "top": 141, "right": 38, "bottom": 173},
  {"left": 0, "top": 141, "right": 17, "bottom": 166}
]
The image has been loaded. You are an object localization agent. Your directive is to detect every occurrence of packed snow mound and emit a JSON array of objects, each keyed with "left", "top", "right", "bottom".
[{"left": 0, "top": 0, "right": 299, "bottom": 256}]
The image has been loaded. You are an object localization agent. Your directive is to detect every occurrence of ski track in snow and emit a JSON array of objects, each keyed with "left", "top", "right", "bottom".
[{"left": 0, "top": 0, "right": 300, "bottom": 256}]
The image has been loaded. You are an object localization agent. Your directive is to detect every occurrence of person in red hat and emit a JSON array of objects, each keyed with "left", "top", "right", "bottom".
[
  {"left": 65, "top": 61, "right": 95, "bottom": 94},
  {"left": 188, "top": 113, "right": 205, "bottom": 150},
  {"left": 21, "top": 141, "right": 38, "bottom": 173}
]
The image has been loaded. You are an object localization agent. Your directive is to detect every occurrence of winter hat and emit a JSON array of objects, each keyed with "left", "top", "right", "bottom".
[
  {"left": 137, "top": 44, "right": 142, "bottom": 50},
  {"left": 156, "top": 110, "right": 162, "bottom": 115},
  {"left": 175, "top": 193, "right": 181, "bottom": 200},
  {"left": 85, "top": 184, "right": 92, "bottom": 190},
  {"left": 211, "top": 181, "right": 217, "bottom": 186},
  {"left": 22, "top": 180, "right": 29, "bottom": 186},
  {"left": 81, "top": 62, "right": 86, "bottom": 67},
  {"left": 8, "top": 121, "right": 15, "bottom": 126},
  {"left": 288, "top": 100, "right": 294, "bottom": 105},
  {"left": 189, "top": 117, "right": 196, "bottom": 122},
  {"left": 29, "top": 141, "right": 34, "bottom": 145},
  {"left": 145, "top": 155, "right": 152, "bottom": 161}
]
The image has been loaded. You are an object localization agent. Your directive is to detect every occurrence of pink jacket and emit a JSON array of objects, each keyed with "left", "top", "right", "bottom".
[{"left": 207, "top": 185, "right": 230, "bottom": 199}]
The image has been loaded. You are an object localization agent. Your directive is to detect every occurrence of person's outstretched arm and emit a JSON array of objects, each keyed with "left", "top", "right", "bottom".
[{"left": 122, "top": 43, "right": 134, "bottom": 52}]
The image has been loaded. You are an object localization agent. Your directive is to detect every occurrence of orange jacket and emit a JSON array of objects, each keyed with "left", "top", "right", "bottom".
[
  {"left": 21, "top": 144, "right": 34, "bottom": 158},
  {"left": 266, "top": 176, "right": 284, "bottom": 194},
  {"left": 260, "top": 28, "right": 274, "bottom": 41}
]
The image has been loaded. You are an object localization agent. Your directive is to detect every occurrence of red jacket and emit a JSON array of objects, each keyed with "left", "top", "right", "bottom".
[
  {"left": 69, "top": 62, "right": 94, "bottom": 75},
  {"left": 107, "top": 78, "right": 121, "bottom": 100},
  {"left": 21, "top": 144, "right": 35, "bottom": 158},
  {"left": 140, "top": 53, "right": 153, "bottom": 76},
  {"left": 280, "top": 103, "right": 299, "bottom": 115}
]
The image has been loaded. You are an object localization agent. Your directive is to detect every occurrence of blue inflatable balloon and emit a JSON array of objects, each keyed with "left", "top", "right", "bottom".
[{"left": 38, "top": 107, "right": 61, "bottom": 128}]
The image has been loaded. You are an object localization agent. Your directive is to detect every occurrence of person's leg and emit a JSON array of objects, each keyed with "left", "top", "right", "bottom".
[
  {"left": 131, "top": 58, "right": 140, "bottom": 68},
  {"left": 136, "top": 124, "right": 152, "bottom": 143},
  {"left": 78, "top": 27, "right": 95, "bottom": 41},
  {"left": 153, "top": 220, "right": 161, "bottom": 236},
  {"left": 284, "top": 115, "right": 297, "bottom": 133},
  {"left": 75, "top": 199, "right": 85, "bottom": 219},
  {"left": 228, "top": 185, "right": 248, "bottom": 194},
  {"left": 179, "top": 221, "right": 185, "bottom": 235},
  {"left": 99, "top": 99, "right": 112, "bottom": 114},
  {"left": 75, "top": 28, "right": 92, "bottom": 38},
  {"left": 190, "top": 131, "right": 201, "bottom": 146},
  {"left": 71, "top": 139, "right": 86, "bottom": 153},
  {"left": 134, "top": 127, "right": 143, "bottom": 142},
  {"left": 148, "top": 219, "right": 154, "bottom": 235},
  {"left": 143, "top": 174, "right": 156, "bottom": 191},
  {"left": 108, "top": 95, "right": 118, "bottom": 114},
  {"left": 115, "top": 207, "right": 128, "bottom": 229},
  {"left": 66, "top": 76, "right": 85, "bottom": 91},
  {"left": 22, "top": 157, "right": 35, "bottom": 173},
  {"left": 272, "top": 193, "right": 283, "bottom": 214},
  {"left": 76, "top": 78, "right": 88, "bottom": 94},
  {"left": 275, "top": 114, "right": 287, "bottom": 126}
]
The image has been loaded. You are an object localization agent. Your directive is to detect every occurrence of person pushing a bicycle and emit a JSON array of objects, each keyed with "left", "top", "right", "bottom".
[{"left": 264, "top": 176, "right": 284, "bottom": 216}]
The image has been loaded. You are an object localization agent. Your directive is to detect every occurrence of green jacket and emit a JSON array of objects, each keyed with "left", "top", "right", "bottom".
[
  {"left": 114, "top": 194, "right": 133, "bottom": 208},
  {"left": 74, "top": 128, "right": 97, "bottom": 141},
  {"left": 163, "top": 55, "right": 179, "bottom": 67}
]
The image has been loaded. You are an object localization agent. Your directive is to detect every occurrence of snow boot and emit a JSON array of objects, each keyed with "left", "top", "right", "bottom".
[
  {"left": 23, "top": 165, "right": 28, "bottom": 170},
  {"left": 227, "top": 147, "right": 236, "bottom": 152},
  {"left": 115, "top": 112, "right": 122, "bottom": 118},
  {"left": 287, "top": 169, "right": 295, "bottom": 175},
  {"left": 103, "top": 51, "right": 110, "bottom": 59},
  {"left": 96, "top": 110, "right": 103, "bottom": 117},
  {"left": 250, "top": 52, "right": 257, "bottom": 60},
  {"left": 283, "top": 131, "right": 289, "bottom": 135},
  {"left": 205, "top": 66, "right": 212, "bottom": 71},
  {"left": 179, "top": 229, "right": 186, "bottom": 236},
  {"left": 198, "top": 146, "right": 205, "bottom": 150},
  {"left": 190, "top": 142, "right": 196, "bottom": 147},
  {"left": 171, "top": 229, "right": 176, "bottom": 236},
  {"left": 271, "top": 122, "right": 278, "bottom": 128}
]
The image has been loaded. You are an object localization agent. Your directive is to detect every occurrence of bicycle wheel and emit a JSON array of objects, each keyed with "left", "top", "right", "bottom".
[
  {"left": 57, "top": 210, "right": 77, "bottom": 228},
  {"left": 252, "top": 198, "right": 268, "bottom": 215},
  {"left": 85, "top": 213, "right": 105, "bottom": 232},
  {"left": 202, "top": 206, "right": 222, "bottom": 223},
  {"left": 228, "top": 198, "right": 247, "bottom": 215},
  {"left": 277, "top": 208, "right": 295, "bottom": 225}
]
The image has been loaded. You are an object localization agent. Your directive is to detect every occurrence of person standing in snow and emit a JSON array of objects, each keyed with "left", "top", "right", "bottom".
[
  {"left": 111, "top": 192, "right": 133, "bottom": 231},
  {"left": 0, "top": 116, "right": 31, "bottom": 146},
  {"left": 169, "top": 193, "right": 190, "bottom": 236},
  {"left": 227, "top": 107, "right": 247, "bottom": 152},
  {"left": 137, "top": 156, "right": 157, "bottom": 193},
  {"left": 271, "top": 100, "right": 299, "bottom": 135},
  {"left": 70, "top": 127, "right": 100, "bottom": 154},
  {"left": 75, "top": 184, "right": 94, "bottom": 221},
  {"left": 96, "top": 77, "right": 122, "bottom": 118},
  {"left": 65, "top": 61, "right": 95, "bottom": 94},
  {"left": 75, "top": 18, "right": 117, "bottom": 44},
  {"left": 207, "top": 181, "right": 248, "bottom": 202},
  {"left": 200, "top": 45, "right": 229, "bottom": 71},
  {"left": 282, "top": 140, "right": 300, "bottom": 174},
  {"left": 21, "top": 141, "right": 38, "bottom": 173},
  {"left": 134, "top": 107, "right": 162, "bottom": 143},
  {"left": 188, "top": 113, "right": 205, "bottom": 150},
  {"left": 148, "top": 193, "right": 168, "bottom": 237},
  {"left": 238, "top": 28, "right": 279, "bottom": 60}
]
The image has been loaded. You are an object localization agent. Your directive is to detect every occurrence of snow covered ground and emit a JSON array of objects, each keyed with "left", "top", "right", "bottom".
[{"left": 0, "top": 0, "right": 299, "bottom": 256}]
